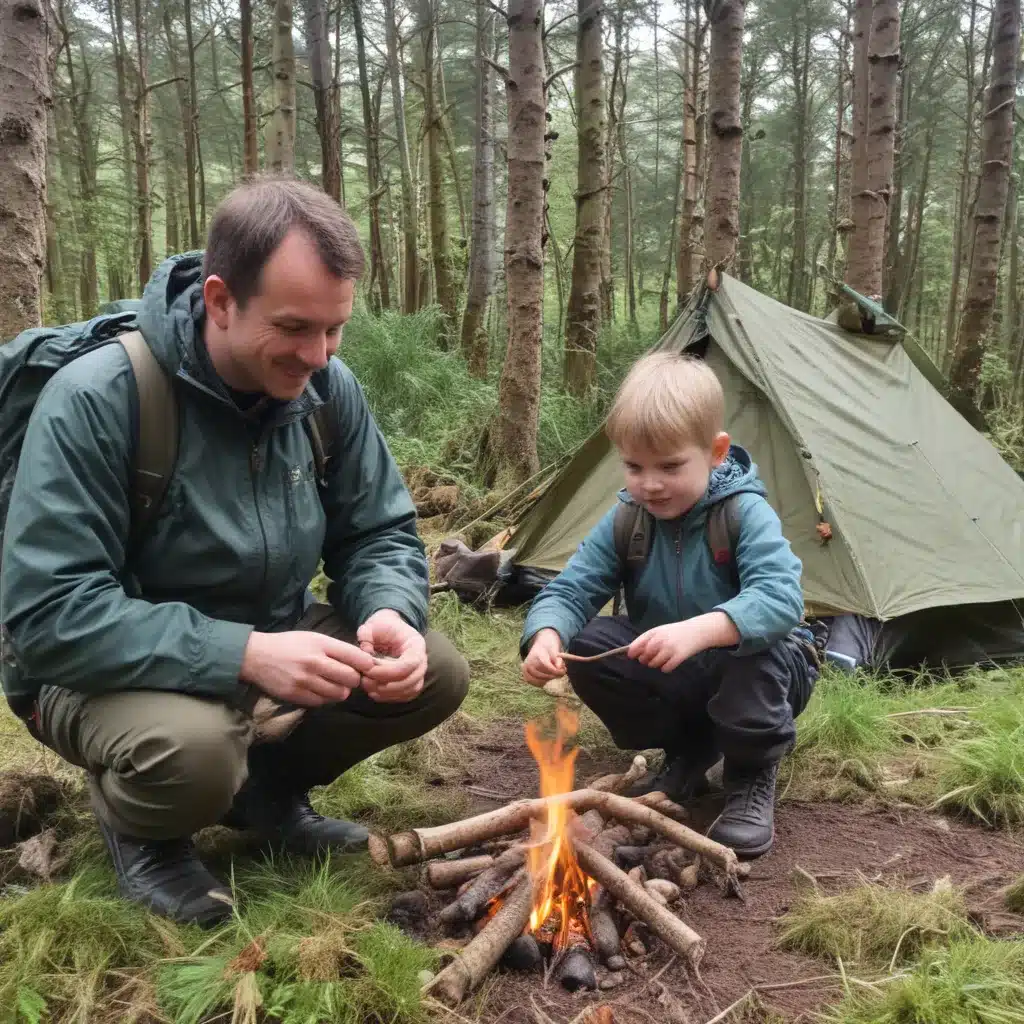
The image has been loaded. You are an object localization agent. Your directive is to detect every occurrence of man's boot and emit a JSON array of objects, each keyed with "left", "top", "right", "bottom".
[
  {"left": 627, "top": 747, "right": 718, "bottom": 803},
  {"left": 97, "top": 817, "right": 233, "bottom": 928},
  {"left": 708, "top": 761, "right": 778, "bottom": 858}
]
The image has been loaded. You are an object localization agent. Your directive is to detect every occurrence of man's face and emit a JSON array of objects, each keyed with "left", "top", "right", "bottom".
[
  {"left": 203, "top": 228, "right": 355, "bottom": 400},
  {"left": 619, "top": 433, "right": 730, "bottom": 520}
]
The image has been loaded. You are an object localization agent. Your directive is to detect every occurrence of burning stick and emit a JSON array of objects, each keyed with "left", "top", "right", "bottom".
[
  {"left": 576, "top": 841, "right": 706, "bottom": 971},
  {"left": 438, "top": 845, "right": 526, "bottom": 929},
  {"left": 424, "top": 870, "right": 535, "bottom": 1007},
  {"left": 424, "top": 854, "right": 494, "bottom": 889}
]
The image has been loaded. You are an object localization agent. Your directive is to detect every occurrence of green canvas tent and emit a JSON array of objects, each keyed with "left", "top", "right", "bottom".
[{"left": 502, "top": 274, "right": 1024, "bottom": 671}]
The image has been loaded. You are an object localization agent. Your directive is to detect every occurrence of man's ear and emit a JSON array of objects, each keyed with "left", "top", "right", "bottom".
[
  {"left": 203, "top": 275, "right": 233, "bottom": 330},
  {"left": 711, "top": 431, "right": 730, "bottom": 466}
]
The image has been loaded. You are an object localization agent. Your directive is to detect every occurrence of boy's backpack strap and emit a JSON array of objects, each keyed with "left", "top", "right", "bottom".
[
  {"left": 119, "top": 330, "right": 178, "bottom": 549},
  {"left": 612, "top": 502, "right": 654, "bottom": 614},
  {"left": 707, "top": 494, "right": 742, "bottom": 586}
]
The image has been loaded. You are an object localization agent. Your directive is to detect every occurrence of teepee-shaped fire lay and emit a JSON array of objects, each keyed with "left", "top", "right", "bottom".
[{"left": 369, "top": 707, "right": 749, "bottom": 1008}]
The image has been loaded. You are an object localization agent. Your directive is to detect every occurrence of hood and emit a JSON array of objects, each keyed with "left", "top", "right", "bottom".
[{"left": 616, "top": 444, "right": 766, "bottom": 520}]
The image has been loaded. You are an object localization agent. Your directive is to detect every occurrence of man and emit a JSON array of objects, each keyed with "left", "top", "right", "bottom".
[{"left": 0, "top": 176, "right": 469, "bottom": 927}]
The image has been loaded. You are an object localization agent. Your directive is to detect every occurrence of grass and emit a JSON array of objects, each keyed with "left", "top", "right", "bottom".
[
  {"left": 1006, "top": 876, "right": 1024, "bottom": 914},
  {"left": 820, "top": 935, "right": 1024, "bottom": 1024},
  {"left": 777, "top": 879, "right": 973, "bottom": 968}
]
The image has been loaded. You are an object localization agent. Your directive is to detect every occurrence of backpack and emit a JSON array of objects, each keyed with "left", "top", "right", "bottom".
[
  {"left": 0, "top": 317, "right": 336, "bottom": 571},
  {"left": 610, "top": 496, "right": 742, "bottom": 614}
]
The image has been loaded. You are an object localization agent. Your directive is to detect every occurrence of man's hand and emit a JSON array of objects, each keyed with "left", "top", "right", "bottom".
[
  {"left": 241, "top": 630, "right": 378, "bottom": 706},
  {"left": 628, "top": 612, "right": 740, "bottom": 673},
  {"left": 357, "top": 609, "right": 428, "bottom": 703},
  {"left": 522, "top": 628, "right": 566, "bottom": 686}
]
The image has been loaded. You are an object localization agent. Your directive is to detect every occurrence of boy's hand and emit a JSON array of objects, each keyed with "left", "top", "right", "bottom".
[
  {"left": 628, "top": 612, "right": 740, "bottom": 673},
  {"left": 522, "top": 628, "right": 566, "bottom": 686}
]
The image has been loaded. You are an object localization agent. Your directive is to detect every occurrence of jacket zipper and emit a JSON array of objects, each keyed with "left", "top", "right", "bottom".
[{"left": 250, "top": 432, "right": 270, "bottom": 624}]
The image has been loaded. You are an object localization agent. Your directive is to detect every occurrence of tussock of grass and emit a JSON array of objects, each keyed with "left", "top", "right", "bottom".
[
  {"left": 777, "top": 879, "right": 972, "bottom": 967},
  {"left": 933, "top": 725, "right": 1024, "bottom": 826},
  {"left": 821, "top": 935, "right": 1024, "bottom": 1024},
  {"left": 1006, "top": 876, "right": 1024, "bottom": 914}
]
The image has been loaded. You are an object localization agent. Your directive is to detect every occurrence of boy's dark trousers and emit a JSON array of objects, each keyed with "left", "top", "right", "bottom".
[{"left": 566, "top": 616, "right": 818, "bottom": 770}]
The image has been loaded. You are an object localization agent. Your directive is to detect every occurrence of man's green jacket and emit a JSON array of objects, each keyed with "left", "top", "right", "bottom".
[{"left": 0, "top": 253, "right": 428, "bottom": 713}]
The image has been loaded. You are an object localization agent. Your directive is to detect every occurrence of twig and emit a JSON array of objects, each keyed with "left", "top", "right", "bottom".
[
  {"left": 700, "top": 975, "right": 840, "bottom": 1024},
  {"left": 561, "top": 645, "right": 630, "bottom": 663},
  {"left": 701, "top": 990, "right": 753, "bottom": 1024},
  {"left": 883, "top": 708, "right": 973, "bottom": 719}
]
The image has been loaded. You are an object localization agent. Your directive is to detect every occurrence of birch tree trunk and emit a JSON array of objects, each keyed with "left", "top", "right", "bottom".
[
  {"left": 0, "top": 0, "right": 50, "bottom": 337},
  {"left": 420, "top": 0, "right": 458, "bottom": 341},
  {"left": 382, "top": 0, "right": 418, "bottom": 313},
  {"left": 949, "top": 0, "right": 1020, "bottom": 403},
  {"left": 461, "top": 0, "right": 496, "bottom": 376},
  {"left": 353, "top": 0, "right": 389, "bottom": 309},
  {"left": 702, "top": 0, "right": 745, "bottom": 272},
  {"left": 240, "top": 0, "right": 258, "bottom": 174},
  {"left": 493, "top": 0, "right": 544, "bottom": 485},
  {"left": 563, "top": 0, "right": 606, "bottom": 395},
  {"left": 306, "top": 0, "right": 340, "bottom": 200},
  {"left": 267, "top": 0, "right": 296, "bottom": 173}
]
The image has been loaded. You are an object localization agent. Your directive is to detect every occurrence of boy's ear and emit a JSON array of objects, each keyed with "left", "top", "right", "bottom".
[{"left": 711, "top": 432, "right": 730, "bottom": 465}]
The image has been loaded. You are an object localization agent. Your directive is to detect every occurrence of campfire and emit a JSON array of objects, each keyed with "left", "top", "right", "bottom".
[{"left": 369, "top": 708, "right": 749, "bottom": 1008}]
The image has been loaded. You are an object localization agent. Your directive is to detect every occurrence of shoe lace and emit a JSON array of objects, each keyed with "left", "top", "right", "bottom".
[{"left": 727, "top": 767, "right": 776, "bottom": 816}]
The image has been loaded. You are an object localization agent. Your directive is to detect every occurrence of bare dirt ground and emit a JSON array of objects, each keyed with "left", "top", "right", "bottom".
[{"left": 398, "top": 718, "right": 1024, "bottom": 1024}]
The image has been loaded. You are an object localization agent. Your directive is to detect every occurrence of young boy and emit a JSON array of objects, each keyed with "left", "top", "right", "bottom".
[{"left": 520, "top": 352, "right": 818, "bottom": 857}]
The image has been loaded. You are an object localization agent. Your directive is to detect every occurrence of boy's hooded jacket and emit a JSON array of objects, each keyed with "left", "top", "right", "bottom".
[
  {"left": 521, "top": 446, "right": 804, "bottom": 656},
  {"left": 0, "top": 253, "right": 429, "bottom": 713}
]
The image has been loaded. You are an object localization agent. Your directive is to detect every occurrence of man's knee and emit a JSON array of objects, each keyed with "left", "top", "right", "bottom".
[{"left": 424, "top": 630, "right": 470, "bottom": 718}]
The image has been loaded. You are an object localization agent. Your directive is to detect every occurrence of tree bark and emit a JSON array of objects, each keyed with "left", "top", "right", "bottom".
[
  {"left": 267, "top": 0, "right": 296, "bottom": 172},
  {"left": 109, "top": 0, "right": 135, "bottom": 295},
  {"left": 131, "top": 0, "right": 152, "bottom": 287},
  {"left": 240, "top": 0, "right": 258, "bottom": 174},
  {"left": 306, "top": 0, "right": 340, "bottom": 200},
  {"left": 883, "top": 60, "right": 908, "bottom": 311},
  {"left": 948, "top": 0, "right": 1020, "bottom": 403},
  {"left": 184, "top": 0, "right": 204, "bottom": 234},
  {"left": 702, "top": 0, "right": 744, "bottom": 272},
  {"left": 897, "top": 122, "right": 933, "bottom": 323},
  {"left": 827, "top": 1, "right": 852, "bottom": 306},
  {"left": 0, "top": 0, "right": 50, "bottom": 336},
  {"left": 677, "top": 1, "right": 698, "bottom": 302},
  {"left": 461, "top": 0, "right": 496, "bottom": 376},
  {"left": 420, "top": 0, "right": 458, "bottom": 341},
  {"left": 493, "top": 0, "right": 545, "bottom": 486},
  {"left": 786, "top": 10, "right": 812, "bottom": 311},
  {"left": 352, "top": 0, "right": 389, "bottom": 310},
  {"left": 844, "top": 0, "right": 871, "bottom": 293},
  {"left": 161, "top": 7, "right": 198, "bottom": 247},
  {"left": 562, "top": 0, "right": 606, "bottom": 395},
  {"left": 845, "top": 0, "right": 899, "bottom": 299},
  {"left": 382, "top": 0, "right": 418, "bottom": 312}
]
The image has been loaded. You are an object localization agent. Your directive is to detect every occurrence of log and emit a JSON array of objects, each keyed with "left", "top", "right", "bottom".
[
  {"left": 424, "top": 871, "right": 534, "bottom": 1006},
  {"left": 438, "top": 845, "right": 525, "bottom": 929},
  {"left": 373, "top": 789, "right": 740, "bottom": 883},
  {"left": 589, "top": 755, "right": 648, "bottom": 794},
  {"left": 576, "top": 841, "right": 705, "bottom": 970},
  {"left": 424, "top": 855, "right": 494, "bottom": 889}
]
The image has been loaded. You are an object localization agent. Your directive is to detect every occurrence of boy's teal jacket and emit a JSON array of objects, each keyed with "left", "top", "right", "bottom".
[
  {"left": 521, "top": 446, "right": 804, "bottom": 657},
  {"left": 0, "top": 253, "right": 428, "bottom": 711}
]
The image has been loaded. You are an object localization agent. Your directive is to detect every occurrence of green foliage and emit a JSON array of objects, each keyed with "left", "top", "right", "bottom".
[
  {"left": 820, "top": 936, "right": 1024, "bottom": 1024},
  {"left": 934, "top": 724, "right": 1024, "bottom": 826},
  {"left": 777, "top": 879, "right": 973, "bottom": 967}
]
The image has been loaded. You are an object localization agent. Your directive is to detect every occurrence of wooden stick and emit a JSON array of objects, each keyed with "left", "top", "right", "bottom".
[
  {"left": 589, "top": 754, "right": 648, "bottom": 794},
  {"left": 438, "top": 845, "right": 526, "bottom": 929},
  {"left": 561, "top": 645, "right": 630, "bottom": 663},
  {"left": 424, "top": 870, "right": 534, "bottom": 1007},
  {"left": 576, "top": 842, "right": 705, "bottom": 970},
  {"left": 424, "top": 855, "right": 494, "bottom": 889},
  {"left": 373, "top": 789, "right": 741, "bottom": 882}
]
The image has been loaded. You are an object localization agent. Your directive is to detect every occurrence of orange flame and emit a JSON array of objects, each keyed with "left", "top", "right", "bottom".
[{"left": 524, "top": 705, "right": 592, "bottom": 950}]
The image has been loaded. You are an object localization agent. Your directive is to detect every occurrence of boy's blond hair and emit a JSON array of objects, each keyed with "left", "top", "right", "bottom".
[{"left": 605, "top": 352, "right": 725, "bottom": 453}]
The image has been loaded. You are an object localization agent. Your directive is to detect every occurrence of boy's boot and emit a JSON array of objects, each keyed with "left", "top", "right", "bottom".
[
  {"left": 224, "top": 751, "right": 368, "bottom": 855},
  {"left": 628, "top": 746, "right": 719, "bottom": 803},
  {"left": 97, "top": 817, "right": 233, "bottom": 928},
  {"left": 708, "top": 761, "right": 778, "bottom": 857}
]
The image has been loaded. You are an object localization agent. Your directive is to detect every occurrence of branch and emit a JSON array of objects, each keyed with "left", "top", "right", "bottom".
[
  {"left": 485, "top": 0, "right": 506, "bottom": 17},
  {"left": 543, "top": 8, "right": 577, "bottom": 37},
  {"left": 482, "top": 56, "right": 510, "bottom": 82},
  {"left": 544, "top": 62, "right": 578, "bottom": 91},
  {"left": 144, "top": 75, "right": 185, "bottom": 95}
]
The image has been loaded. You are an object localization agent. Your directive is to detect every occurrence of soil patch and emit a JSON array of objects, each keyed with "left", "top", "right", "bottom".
[{"left": 407, "top": 720, "right": 1024, "bottom": 1024}]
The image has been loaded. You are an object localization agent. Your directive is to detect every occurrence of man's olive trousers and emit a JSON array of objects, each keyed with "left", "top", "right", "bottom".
[{"left": 33, "top": 603, "right": 469, "bottom": 840}]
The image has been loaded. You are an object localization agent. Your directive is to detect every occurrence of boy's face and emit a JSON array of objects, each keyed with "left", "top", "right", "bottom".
[{"left": 619, "top": 433, "right": 731, "bottom": 520}]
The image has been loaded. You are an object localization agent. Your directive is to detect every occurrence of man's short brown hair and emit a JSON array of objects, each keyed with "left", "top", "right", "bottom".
[{"left": 202, "top": 175, "right": 366, "bottom": 308}]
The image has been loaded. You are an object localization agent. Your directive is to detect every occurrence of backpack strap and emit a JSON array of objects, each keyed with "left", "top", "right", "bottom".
[
  {"left": 612, "top": 503, "right": 653, "bottom": 614},
  {"left": 305, "top": 402, "right": 336, "bottom": 485},
  {"left": 119, "top": 330, "right": 178, "bottom": 550},
  {"left": 707, "top": 495, "right": 742, "bottom": 586}
]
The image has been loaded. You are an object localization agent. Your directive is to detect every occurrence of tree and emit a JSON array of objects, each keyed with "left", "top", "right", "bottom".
[
  {"left": 563, "top": 0, "right": 606, "bottom": 396},
  {"left": 0, "top": 0, "right": 50, "bottom": 337},
  {"left": 703, "top": 0, "right": 745, "bottom": 271},
  {"left": 948, "top": 0, "right": 1020, "bottom": 404},
  {"left": 267, "top": 0, "right": 296, "bottom": 172},
  {"left": 306, "top": 0, "right": 341, "bottom": 200},
  {"left": 493, "top": 0, "right": 545, "bottom": 485},
  {"left": 846, "top": 0, "right": 900, "bottom": 298},
  {"left": 240, "top": 0, "right": 258, "bottom": 174},
  {"left": 460, "top": 0, "right": 497, "bottom": 376}
]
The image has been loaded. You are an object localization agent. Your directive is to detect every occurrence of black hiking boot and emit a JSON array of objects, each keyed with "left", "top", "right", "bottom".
[
  {"left": 97, "top": 817, "right": 233, "bottom": 928},
  {"left": 709, "top": 761, "right": 778, "bottom": 858},
  {"left": 226, "top": 782, "right": 369, "bottom": 856},
  {"left": 626, "top": 749, "right": 718, "bottom": 804}
]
